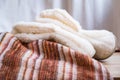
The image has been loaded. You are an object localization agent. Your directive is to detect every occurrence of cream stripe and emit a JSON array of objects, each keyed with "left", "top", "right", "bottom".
[
  {"left": 64, "top": 62, "right": 71, "bottom": 80},
  {"left": 63, "top": 46, "right": 71, "bottom": 80},
  {"left": 100, "top": 63, "right": 107, "bottom": 80},
  {"left": 57, "top": 44, "right": 65, "bottom": 80},
  {"left": 24, "top": 42, "right": 38, "bottom": 80},
  {"left": 0, "top": 37, "right": 17, "bottom": 68},
  {"left": 0, "top": 33, "right": 12, "bottom": 53},
  {"left": 63, "top": 46, "right": 70, "bottom": 61},
  {"left": 110, "top": 72, "right": 113, "bottom": 80},
  {"left": 57, "top": 44, "right": 65, "bottom": 61},
  {"left": 24, "top": 53, "right": 38, "bottom": 80},
  {"left": 32, "top": 40, "right": 44, "bottom": 80},
  {"left": 93, "top": 60, "right": 99, "bottom": 80},
  {"left": 70, "top": 50, "right": 77, "bottom": 80},
  {"left": 57, "top": 61, "right": 64, "bottom": 80},
  {"left": 17, "top": 50, "right": 32, "bottom": 80},
  {"left": 0, "top": 32, "right": 6, "bottom": 42}
]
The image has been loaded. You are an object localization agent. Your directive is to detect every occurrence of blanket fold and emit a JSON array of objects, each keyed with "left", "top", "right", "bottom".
[{"left": 0, "top": 32, "right": 113, "bottom": 80}]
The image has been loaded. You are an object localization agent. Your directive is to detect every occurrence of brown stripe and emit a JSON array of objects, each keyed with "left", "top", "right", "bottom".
[
  {"left": 14, "top": 44, "right": 28, "bottom": 79},
  {"left": 84, "top": 55, "right": 89, "bottom": 80},
  {"left": 61, "top": 46, "right": 66, "bottom": 80},
  {"left": 75, "top": 52, "right": 84, "bottom": 80},
  {"left": 2, "top": 40, "right": 19, "bottom": 66},
  {"left": 85, "top": 56, "right": 95, "bottom": 80},
  {"left": 0, "top": 65, "right": 7, "bottom": 79},
  {"left": 37, "top": 40, "right": 40, "bottom": 55},
  {"left": 0, "top": 37, "right": 16, "bottom": 79},
  {"left": 54, "top": 43, "right": 60, "bottom": 60},
  {"left": 38, "top": 59, "right": 58, "bottom": 80},
  {"left": 51, "top": 42, "right": 56, "bottom": 59},
  {"left": 48, "top": 41, "right": 54, "bottom": 59},
  {"left": 0, "top": 36, "right": 112, "bottom": 80},
  {"left": 46, "top": 41, "right": 50, "bottom": 59},
  {"left": 7, "top": 41, "right": 27, "bottom": 79},
  {"left": 0, "top": 38, "right": 27, "bottom": 79},
  {"left": 53, "top": 42, "right": 57, "bottom": 59},
  {"left": 43, "top": 40, "right": 47, "bottom": 59},
  {"left": 38, "top": 41, "right": 58, "bottom": 80},
  {"left": 55, "top": 43, "right": 60, "bottom": 60},
  {"left": 61, "top": 46, "right": 66, "bottom": 61},
  {"left": 8, "top": 40, "right": 28, "bottom": 79},
  {"left": 68, "top": 48, "right": 73, "bottom": 63},
  {"left": 7, "top": 46, "right": 22, "bottom": 79},
  {"left": 3, "top": 40, "right": 20, "bottom": 79},
  {"left": 47, "top": 41, "right": 60, "bottom": 60}
]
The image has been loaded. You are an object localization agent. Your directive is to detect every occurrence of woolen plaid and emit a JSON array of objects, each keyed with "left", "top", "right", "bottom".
[{"left": 0, "top": 32, "right": 113, "bottom": 80}]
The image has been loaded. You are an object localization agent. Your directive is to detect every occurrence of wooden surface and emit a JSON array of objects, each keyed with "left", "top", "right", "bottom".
[{"left": 101, "top": 52, "right": 120, "bottom": 79}]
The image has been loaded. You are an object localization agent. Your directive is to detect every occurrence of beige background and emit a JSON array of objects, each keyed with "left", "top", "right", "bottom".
[{"left": 0, "top": 0, "right": 120, "bottom": 47}]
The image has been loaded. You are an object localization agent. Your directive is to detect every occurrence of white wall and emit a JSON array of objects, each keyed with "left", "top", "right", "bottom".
[{"left": 0, "top": 0, "right": 120, "bottom": 47}]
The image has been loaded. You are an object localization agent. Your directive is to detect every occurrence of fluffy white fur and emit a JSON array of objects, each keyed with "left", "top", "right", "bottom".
[
  {"left": 11, "top": 9, "right": 116, "bottom": 60},
  {"left": 79, "top": 30, "right": 116, "bottom": 59},
  {"left": 36, "top": 18, "right": 75, "bottom": 32},
  {"left": 39, "top": 8, "right": 81, "bottom": 32},
  {"left": 12, "top": 22, "right": 55, "bottom": 34},
  {"left": 12, "top": 22, "right": 95, "bottom": 57},
  {"left": 37, "top": 9, "right": 116, "bottom": 60}
]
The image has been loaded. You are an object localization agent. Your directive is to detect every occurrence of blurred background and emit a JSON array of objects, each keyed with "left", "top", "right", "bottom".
[{"left": 0, "top": 0, "right": 120, "bottom": 47}]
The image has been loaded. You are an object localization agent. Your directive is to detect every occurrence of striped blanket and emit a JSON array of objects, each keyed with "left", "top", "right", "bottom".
[{"left": 0, "top": 32, "right": 112, "bottom": 80}]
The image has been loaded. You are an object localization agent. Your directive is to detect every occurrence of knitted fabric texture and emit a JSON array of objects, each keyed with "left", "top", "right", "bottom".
[{"left": 0, "top": 32, "right": 113, "bottom": 80}]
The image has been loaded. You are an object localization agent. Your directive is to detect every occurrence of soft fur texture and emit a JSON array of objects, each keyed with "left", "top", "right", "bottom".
[
  {"left": 12, "top": 9, "right": 116, "bottom": 60},
  {"left": 37, "top": 9, "right": 116, "bottom": 60},
  {"left": 36, "top": 18, "right": 75, "bottom": 32},
  {"left": 12, "top": 22, "right": 95, "bottom": 57},
  {"left": 78, "top": 30, "right": 116, "bottom": 59},
  {"left": 39, "top": 9, "right": 81, "bottom": 31}
]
